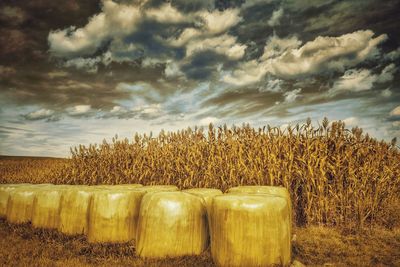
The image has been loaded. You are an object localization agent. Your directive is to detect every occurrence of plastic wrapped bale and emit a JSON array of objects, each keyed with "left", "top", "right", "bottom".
[
  {"left": 210, "top": 194, "right": 291, "bottom": 267},
  {"left": 140, "top": 185, "right": 179, "bottom": 192},
  {"left": 88, "top": 189, "right": 147, "bottom": 243},
  {"left": 136, "top": 191, "right": 208, "bottom": 258},
  {"left": 182, "top": 188, "right": 222, "bottom": 214},
  {"left": 31, "top": 187, "right": 65, "bottom": 229},
  {"left": 0, "top": 184, "right": 30, "bottom": 218},
  {"left": 58, "top": 186, "right": 96, "bottom": 235},
  {"left": 227, "top": 185, "right": 293, "bottom": 226},
  {"left": 6, "top": 186, "right": 44, "bottom": 224}
]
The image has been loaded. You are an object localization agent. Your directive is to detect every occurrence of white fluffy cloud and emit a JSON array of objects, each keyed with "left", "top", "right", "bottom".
[
  {"left": 224, "top": 30, "right": 388, "bottom": 86},
  {"left": 329, "top": 63, "right": 396, "bottom": 94},
  {"left": 24, "top": 109, "right": 55, "bottom": 120},
  {"left": 343, "top": 117, "right": 359, "bottom": 127},
  {"left": 270, "top": 30, "right": 387, "bottom": 77},
  {"left": 67, "top": 105, "right": 92, "bottom": 116},
  {"left": 199, "top": 116, "right": 218, "bottom": 125},
  {"left": 185, "top": 34, "right": 246, "bottom": 60},
  {"left": 284, "top": 88, "right": 302, "bottom": 103},
  {"left": 331, "top": 69, "right": 377, "bottom": 93},
  {"left": 48, "top": 0, "right": 142, "bottom": 58},
  {"left": 48, "top": 1, "right": 245, "bottom": 79}
]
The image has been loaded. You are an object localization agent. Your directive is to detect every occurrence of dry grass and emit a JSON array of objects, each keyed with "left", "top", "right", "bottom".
[
  {"left": 1, "top": 219, "right": 399, "bottom": 267},
  {"left": 0, "top": 156, "right": 67, "bottom": 184}
]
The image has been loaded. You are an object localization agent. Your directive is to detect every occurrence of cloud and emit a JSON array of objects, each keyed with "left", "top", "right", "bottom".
[
  {"left": 104, "top": 103, "right": 164, "bottom": 120},
  {"left": 197, "top": 8, "right": 242, "bottom": 35},
  {"left": 384, "top": 47, "right": 400, "bottom": 61},
  {"left": 258, "top": 78, "right": 284, "bottom": 93},
  {"left": 199, "top": 116, "right": 218, "bottom": 125},
  {"left": 330, "top": 69, "right": 377, "bottom": 93},
  {"left": 185, "top": 34, "right": 246, "bottom": 60},
  {"left": 67, "top": 105, "right": 92, "bottom": 116},
  {"left": 23, "top": 109, "right": 56, "bottom": 121},
  {"left": 390, "top": 106, "right": 400, "bottom": 117},
  {"left": 377, "top": 63, "right": 397, "bottom": 83},
  {"left": 47, "top": 71, "right": 69, "bottom": 79},
  {"left": 270, "top": 30, "right": 387, "bottom": 77},
  {"left": 48, "top": 1, "right": 244, "bottom": 82},
  {"left": 381, "top": 88, "right": 392, "bottom": 98},
  {"left": 223, "top": 30, "right": 388, "bottom": 86},
  {"left": 284, "top": 88, "right": 302, "bottom": 103},
  {"left": 343, "top": 117, "right": 359, "bottom": 127},
  {"left": 48, "top": 0, "right": 142, "bottom": 58},
  {"left": 145, "top": 3, "right": 187, "bottom": 24},
  {"left": 267, "top": 8, "right": 283, "bottom": 27}
]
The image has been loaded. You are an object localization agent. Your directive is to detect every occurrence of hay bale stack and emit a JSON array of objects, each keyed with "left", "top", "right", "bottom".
[
  {"left": 210, "top": 194, "right": 291, "bottom": 267},
  {"left": 136, "top": 191, "right": 208, "bottom": 258},
  {"left": 31, "top": 186, "right": 65, "bottom": 229},
  {"left": 91, "top": 184, "right": 143, "bottom": 190},
  {"left": 58, "top": 186, "right": 95, "bottom": 235},
  {"left": 0, "top": 184, "right": 31, "bottom": 218},
  {"left": 6, "top": 185, "right": 50, "bottom": 224},
  {"left": 88, "top": 189, "right": 147, "bottom": 243}
]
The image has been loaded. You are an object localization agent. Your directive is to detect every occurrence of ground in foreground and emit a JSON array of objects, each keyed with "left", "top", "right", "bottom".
[{"left": 0, "top": 219, "right": 399, "bottom": 266}]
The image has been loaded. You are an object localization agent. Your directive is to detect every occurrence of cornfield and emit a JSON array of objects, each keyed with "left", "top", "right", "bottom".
[{"left": 1, "top": 118, "right": 400, "bottom": 228}]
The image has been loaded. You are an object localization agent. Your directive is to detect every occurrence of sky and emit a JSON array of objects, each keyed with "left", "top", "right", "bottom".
[{"left": 0, "top": 0, "right": 399, "bottom": 157}]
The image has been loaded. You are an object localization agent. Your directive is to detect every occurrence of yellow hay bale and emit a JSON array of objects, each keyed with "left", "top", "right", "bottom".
[
  {"left": 182, "top": 188, "right": 222, "bottom": 215},
  {"left": 88, "top": 189, "right": 147, "bottom": 243},
  {"left": 31, "top": 186, "right": 65, "bottom": 229},
  {"left": 136, "top": 191, "right": 208, "bottom": 258},
  {"left": 210, "top": 194, "right": 291, "bottom": 267},
  {"left": 0, "top": 184, "right": 30, "bottom": 218},
  {"left": 58, "top": 186, "right": 95, "bottom": 235},
  {"left": 6, "top": 185, "right": 48, "bottom": 224},
  {"left": 140, "top": 185, "right": 179, "bottom": 192},
  {"left": 227, "top": 185, "right": 293, "bottom": 226}
]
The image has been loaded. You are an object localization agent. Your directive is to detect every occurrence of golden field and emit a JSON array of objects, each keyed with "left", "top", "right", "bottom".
[{"left": 1, "top": 119, "right": 400, "bottom": 266}]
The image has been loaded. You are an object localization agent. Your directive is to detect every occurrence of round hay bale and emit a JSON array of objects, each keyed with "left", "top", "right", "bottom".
[
  {"left": 58, "top": 186, "right": 95, "bottom": 235},
  {"left": 136, "top": 191, "right": 208, "bottom": 258},
  {"left": 87, "top": 189, "right": 147, "bottom": 243},
  {"left": 210, "top": 194, "right": 291, "bottom": 267},
  {"left": 6, "top": 185, "right": 50, "bottom": 224},
  {"left": 31, "top": 186, "right": 66, "bottom": 229},
  {"left": 0, "top": 184, "right": 31, "bottom": 218}
]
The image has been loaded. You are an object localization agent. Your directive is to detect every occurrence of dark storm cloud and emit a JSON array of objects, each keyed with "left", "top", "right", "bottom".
[{"left": 0, "top": 0, "right": 399, "bottom": 124}]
